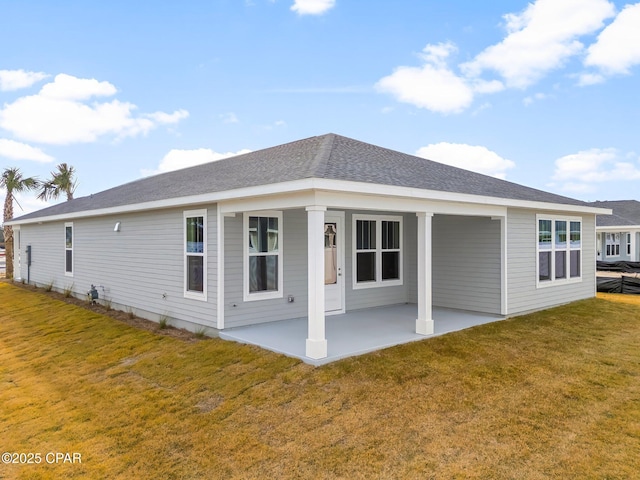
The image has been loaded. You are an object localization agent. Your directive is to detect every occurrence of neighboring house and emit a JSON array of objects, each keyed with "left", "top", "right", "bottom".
[
  {"left": 588, "top": 200, "right": 640, "bottom": 262},
  {"left": 8, "top": 134, "right": 610, "bottom": 360}
]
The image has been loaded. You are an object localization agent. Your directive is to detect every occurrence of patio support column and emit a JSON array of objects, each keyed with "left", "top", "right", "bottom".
[
  {"left": 306, "top": 206, "right": 328, "bottom": 359},
  {"left": 416, "top": 212, "right": 434, "bottom": 335}
]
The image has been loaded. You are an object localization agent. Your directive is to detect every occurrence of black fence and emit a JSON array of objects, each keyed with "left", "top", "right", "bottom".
[
  {"left": 597, "top": 276, "right": 640, "bottom": 294},
  {"left": 597, "top": 261, "right": 640, "bottom": 273}
]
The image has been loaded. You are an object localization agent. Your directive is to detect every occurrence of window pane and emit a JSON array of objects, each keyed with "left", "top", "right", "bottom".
[
  {"left": 539, "top": 251, "right": 551, "bottom": 281},
  {"left": 356, "top": 220, "right": 375, "bottom": 250},
  {"left": 356, "top": 252, "right": 375, "bottom": 282},
  {"left": 249, "top": 217, "right": 258, "bottom": 252},
  {"left": 65, "top": 226, "right": 73, "bottom": 248},
  {"left": 539, "top": 220, "right": 551, "bottom": 249},
  {"left": 570, "top": 222, "right": 581, "bottom": 247},
  {"left": 382, "top": 221, "right": 400, "bottom": 250},
  {"left": 249, "top": 255, "right": 278, "bottom": 292},
  {"left": 555, "top": 221, "right": 567, "bottom": 248},
  {"left": 249, "top": 217, "right": 278, "bottom": 253},
  {"left": 570, "top": 251, "right": 581, "bottom": 278},
  {"left": 187, "top": 256, "right": 204, "bottom": 292},
  {"left": 186, "top": 217, "right": 204, "bottom": 253},
  {"left": 382, "top": 251, "right": 399, "bottom": 280},
  {"left": 267, "top": 217, "right": 278, "bottom": 252},
  {"left": 555, "top": 251, "right": 566, "bottom": 279},
  {"left": 324, "top": 223, "right": 337, "bottom": 285},
  {"left": 65, "top": 250, "right": 73, "bottom": 273}
]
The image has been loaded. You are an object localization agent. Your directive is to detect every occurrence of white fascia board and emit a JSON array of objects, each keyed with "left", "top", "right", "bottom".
[
  {"left": 220, "top": 190, "right": 507, "bottom": 216},
  {"left": 310, "top": 179, "right": 613, "bottom": 215},
  {"left": 596, "top": 225, "right": 640, "bottom": 231},
  {"left": 7, "top": 177, "right": 611, "bottom": 225}
]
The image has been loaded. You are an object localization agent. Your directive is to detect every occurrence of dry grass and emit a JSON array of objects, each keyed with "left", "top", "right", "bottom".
[{"left": 1, "top": 281, "right": 639, "bottom": 479}]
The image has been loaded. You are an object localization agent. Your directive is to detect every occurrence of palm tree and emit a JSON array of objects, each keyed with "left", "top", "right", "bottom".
[
  {"left": 1, "top": 167, "right": 38, "bottom": 279},
  {"left": 38, "top": 162, "right": 77, "bottom": 202}
]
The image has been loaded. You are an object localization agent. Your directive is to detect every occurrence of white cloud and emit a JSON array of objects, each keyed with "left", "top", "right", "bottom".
[
  {"left": 470, "top": 79, "right": 504, "bottom": 94},
  {"left": 577, "top": 72, "right": 606, "bottom": 85},
  {"left": 376, "top": 0, "right": 625, "bottom": 112},
  {"left": 220, "top": 112, "right": 239, "bottom": 124},
  {"left": 145, "top": 110, "right": 189, "bottom": 124},
  {"left": 261, "top": 120, "right": 287, "bottom": 131},
  {"left": 375, "top": 43, "right": 474, "bottom": 114},
  {"left": 584, "top": 3, "right": 640, "bottom": 76},
  {"left": 523, "top": 92, "right": 548, "bottom": 106},
  {"left": 142, "top": 147, "right": 252, "bottom": 176},
  {"left": 291, "top": 0, "right": 335, "bottom": 15},
  {"left": 552, "top": 148, "right": 640, "bottom": 192},
  {"left": 39, "top": 73, "right": 117, "bottom": 100},
  {"left": 0, "top": 69, "right": 49, "bottom": 91},
  {"left": 461, "top": 0, "right": 616, "bottom": 88},
  {"left": 0, "top": 139, "right": 54, "bottom": 163},
  {"left": 416, "top": 142, "right": 515, "bottom": 179},
  {"left": 0, "top": 74, "right": 189, "bottom": 145}
]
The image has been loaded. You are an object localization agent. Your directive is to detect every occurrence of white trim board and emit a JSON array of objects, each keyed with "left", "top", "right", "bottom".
[{"left": 8, "top": 178, "right": 611, "bottom": 226}]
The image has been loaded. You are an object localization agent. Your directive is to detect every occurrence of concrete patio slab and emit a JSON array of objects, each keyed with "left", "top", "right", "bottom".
[{"left": 220, "top": 304, "right": 504, "bottom": 365}]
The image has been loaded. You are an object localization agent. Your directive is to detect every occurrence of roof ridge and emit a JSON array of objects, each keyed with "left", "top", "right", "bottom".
[{"left": 307, "top": 133, "right": 336, "bottom": 178}]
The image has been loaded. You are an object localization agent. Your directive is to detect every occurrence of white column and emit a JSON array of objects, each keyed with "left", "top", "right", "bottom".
[
  {"left": 306, "top": 206, "right": 328, "bottom": 359},
  {"left": 493, "top": 216, "right": 508, "bottom": 316},
  {"left": 416, "top": 212, "right": 434, "bottom": 335}
]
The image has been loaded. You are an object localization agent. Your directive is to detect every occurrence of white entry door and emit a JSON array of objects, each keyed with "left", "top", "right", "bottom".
[{"left": 324, "top": 212, "right": 345, "bottom": 314}]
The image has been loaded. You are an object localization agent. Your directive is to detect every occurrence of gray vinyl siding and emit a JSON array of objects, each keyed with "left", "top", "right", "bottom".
[
  {"left": 506, "top": 208, "right": 596, "bottom": 316},
  {"left": 344, "top": 211, "right": 414, "bottom": 310},
  {"left": 223, "top": 209, "right": 416, "bottom": 328},
  {"left": 432, "top": 215, "right": 502, "bottom": 314},
  {"left": 223, "top": 209, "right": 308, "bottom": 328},
  {"left": 17, "top": 207, "right": 218, "bottom": 328}
]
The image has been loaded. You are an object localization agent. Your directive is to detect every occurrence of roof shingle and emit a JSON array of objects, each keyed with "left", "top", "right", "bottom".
[
  {"left": 13, "top": 133, "right": 591, "bottom": 222},
  {"left": 588, "top": 200, "right": 640, "bottom": 227}
]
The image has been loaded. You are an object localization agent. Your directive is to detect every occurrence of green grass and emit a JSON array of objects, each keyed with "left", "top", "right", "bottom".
[
  {"left": 158, "top": 313, "right": 170, "bottom": 330},
  {"left": 1, "top": 281, "right": 639, "bottom": 479},
  {"left": 63, "top": 283, "right": 74, "bottom": 298}
]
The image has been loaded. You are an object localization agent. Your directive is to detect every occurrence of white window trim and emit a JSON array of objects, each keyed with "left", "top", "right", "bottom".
[
  {"left": 536, "top": 214, "right": 582, "bottom": 289},
  {"left": 627, "top": 233, "right": 631, "bottom": 256},
  {"left": 605, "top": 232, "right": 621, "bottom": 258},
  {"left": 352, "top": 214, "right": 403, "bottom": 290},
  {"left": 64, "top": 222, "right": 74, "bottom": 277},
  {"left": 184, "top": 209, "right": 207, "bottom": 301},
  {"left": 243, "top": 211, "right": 284, "bottom": 302}
]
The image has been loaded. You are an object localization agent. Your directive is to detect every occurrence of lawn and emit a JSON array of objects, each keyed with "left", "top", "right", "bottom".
[{"left": 1, "top": 282, "right": 639, "bottom": 479}]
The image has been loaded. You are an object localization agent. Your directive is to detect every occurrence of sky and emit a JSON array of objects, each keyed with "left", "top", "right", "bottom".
[{"left": 1, "top": 0, "right": 640, "bottom": 218}]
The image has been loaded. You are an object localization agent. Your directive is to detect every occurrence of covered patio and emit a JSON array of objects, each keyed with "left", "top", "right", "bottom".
[{"left": 220, "top": 304, "right": 505, "bottom": 366}]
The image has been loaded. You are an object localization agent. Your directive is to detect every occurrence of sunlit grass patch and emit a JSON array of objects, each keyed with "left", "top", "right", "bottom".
[{"left": 1, "top": 281, "right": 639, "bottom": 479}]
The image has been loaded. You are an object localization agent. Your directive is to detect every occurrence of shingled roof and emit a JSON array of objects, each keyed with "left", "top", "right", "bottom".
[
  {"left": 588, "top": 200, "right": 640, "bottom": 227},
  {"left": 13, "top": 133, "right": 592, "bottom": 222}
]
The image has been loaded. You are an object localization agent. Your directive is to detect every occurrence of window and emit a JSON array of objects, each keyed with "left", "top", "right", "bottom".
[
  {"left": 244, "top": 211, "right": 283, "bottom": 301},
  {"left": 65, "top": 223, "right": 73, "bottom": 276},
  {"left": 537, "top": 216, "right": 581, "bottom": 286},
  {"left": 353, "top": 215, "right": 402, "bottom": 289},
  {"left": 184, "top": 210, "right": 206, "bottom": 300},
  {"left": 627, "top": 233, "right": 632, "bottom": 256},
  {"left": 605, "top": 233, "right": 620, "bottom": 257}
]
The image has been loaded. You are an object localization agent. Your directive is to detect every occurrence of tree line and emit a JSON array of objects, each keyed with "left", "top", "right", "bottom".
[{"left": 1, "top": 163, "right": 77, "bottom": 279}]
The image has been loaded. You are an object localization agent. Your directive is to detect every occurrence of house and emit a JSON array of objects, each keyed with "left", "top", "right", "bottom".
[
  {"left": 588, "top": 200, "right": 640, "bottom": 263},
  {"left": 8, "top": 133, "right": 610, "bottom": 361}
]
